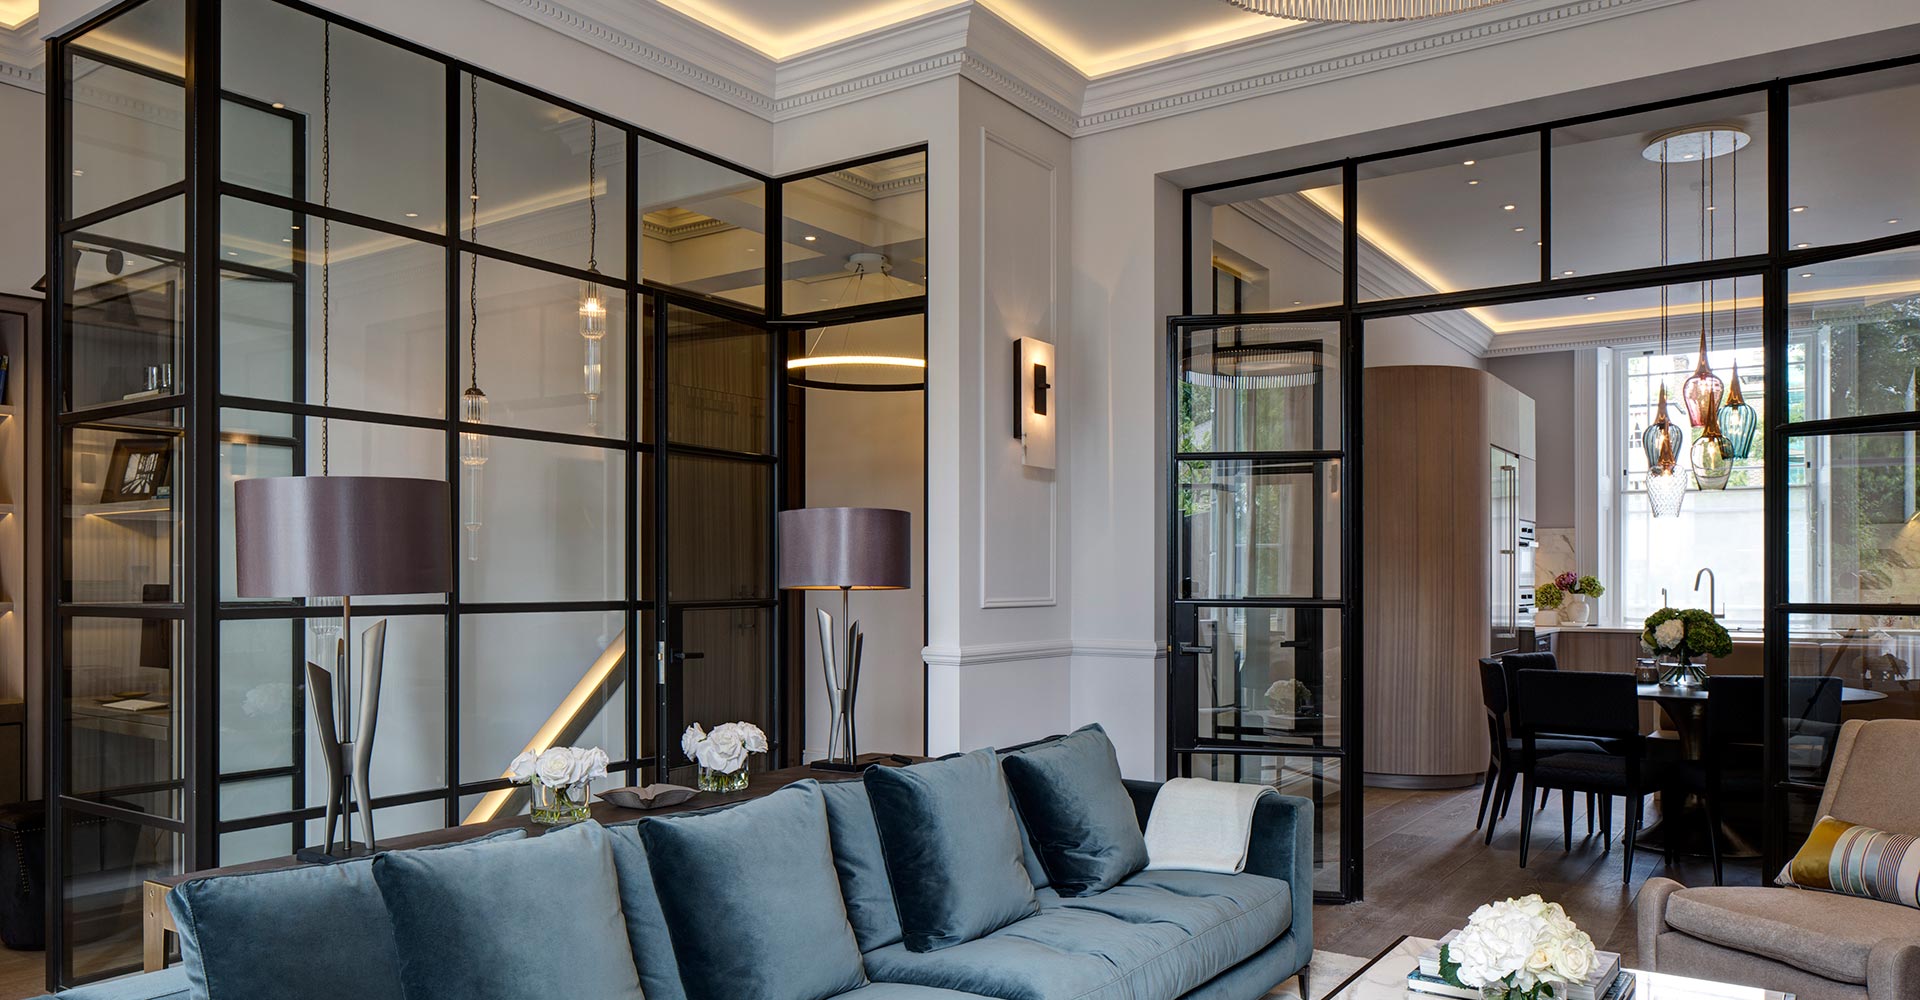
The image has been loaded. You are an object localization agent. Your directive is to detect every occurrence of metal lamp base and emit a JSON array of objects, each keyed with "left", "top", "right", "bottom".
[
  {"left": 809, "top": 758, "right": 878, "bottom": 773},
  {"left": 306, "top": 610, "right": 389, "bottom": 859},
  {"left": 817, "top": 589, "right": 864, "bottom": 769},
  {"left": 295, "top": 843, "right": 377, "bottom": 865}
]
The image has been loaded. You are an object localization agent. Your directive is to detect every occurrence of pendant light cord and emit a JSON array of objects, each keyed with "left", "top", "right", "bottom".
[
  {"left": 468, "top": 74, "right": 480, "bottom": 392},
  {"left": 587, "top": 121, "right": 598, "bottom": 274},
  {"left": 320, "top": 22, "right": 331, "bottom": 476},
  {"left": 1658, "top": 143, "right": 1669, "bottom": 357}
]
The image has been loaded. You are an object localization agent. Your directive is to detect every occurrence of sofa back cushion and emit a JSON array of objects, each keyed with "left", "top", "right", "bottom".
[
  {"left": 1818, "top": 719, "right": 1920, "bottom": 834},
  {"left": 819, "top": 779, "right": 904, "bottom": 952},
  {"left": 1000, "top": 723, "right": 1148, "bottom": 896},
  {"left": 605, "top": 824, "right": 690, "bottom": 1000},
  {"left": 372, "top": 821, "right": 644, "bottom": 1000},
  {"left": 165, "top": 829, "right": 525, "bottom": 1000},
  {"left": 865, "top": 749, "right": 1039, "bottom": 952},
  {"left": 637, "top": 779, "right": 868, "bottom": 1000}
]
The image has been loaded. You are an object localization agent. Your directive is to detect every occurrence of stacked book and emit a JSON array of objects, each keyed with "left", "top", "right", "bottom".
[{"left": 1407, "top": 931, "right": 1634, "bottom": 1000}]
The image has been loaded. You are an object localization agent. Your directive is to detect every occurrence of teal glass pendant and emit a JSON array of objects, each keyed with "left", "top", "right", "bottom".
[{"left": 1717, "top": 366, "right": 1758, "bottom": 460}]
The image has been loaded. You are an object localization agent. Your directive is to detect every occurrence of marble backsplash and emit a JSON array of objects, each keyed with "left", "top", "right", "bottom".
[{"left": 1532, "top": 526, "right": 1578, "bottom": 626}]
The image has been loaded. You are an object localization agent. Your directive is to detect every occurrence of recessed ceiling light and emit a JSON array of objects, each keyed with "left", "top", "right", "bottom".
[
  {"left": 1513, "top": 227, "right": 1526, "bottom": 233},
  {"left": 1682, "top": 153, "right": 1696, "bottom": 160},
  {"left": 1467, "top": 179, "right": 1480, "bottom": 186},
  {"left": 1794, "top": 242, "right": 1809, "bottom": 248},
  {"left": 72, "top": 169, "right": 84, "bottom": 177},
  {"left": 404, "top": 212, "right": 419, "bottom": 218},
  {"left": 1791, "top": 205, "right": 1807, "bottom": 213},
  {"left": 1561, "top": 269, "right": 1576, "bottom": 276},
  {"left": 1800, "top": 272, "right": 1814, "bottom": 278},
  {"left": 1706, "top": 205, "right": 1717, "bottom": 212},
  {"left": 1292, "top": 300, "right": 1303, "bottom": 306},
  {"left": 272, "top": 102, "right": 285, "bottom": 110},
  {"left": 291, "top": 225, "right": 301, "bottom": 231},
  {"left": 1462, "top": 159, "right": 1476, "bottom": 166},
  {"left": 1502, "top": 204, "right": 1516, "bottom": 211},
  {"left": 804, "top": 235, "right": 817, "bottom": 242},
  {"left": 1585, "top": 296, "right": 1597, "bottom": 301},
  {"left": 227, "top": 251, "right": 238, "bottom": 256},
  {"left": 282, "top": 238, "right": 292, "bottom": 243},
  {"left": 1888, "top": 218, "right": 1902, "bottom": 225}
]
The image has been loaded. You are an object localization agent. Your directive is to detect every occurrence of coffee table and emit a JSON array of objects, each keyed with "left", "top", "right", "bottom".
[{"left": 1319, "top": 936, "right": 1794, "bottom": 1000}]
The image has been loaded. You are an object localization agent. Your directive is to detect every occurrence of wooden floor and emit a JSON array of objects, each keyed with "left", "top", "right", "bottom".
[
  {"left": 1313, "top": 783, "right": 1762, "bottom": 968},
  {"left": 0, "top": 946, "right": 43, "bottom": 999}
]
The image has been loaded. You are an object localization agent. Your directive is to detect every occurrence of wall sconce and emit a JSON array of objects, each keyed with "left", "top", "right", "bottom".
[{"left": 1014, "top": 337, "right": 1056, "bottom": 469}]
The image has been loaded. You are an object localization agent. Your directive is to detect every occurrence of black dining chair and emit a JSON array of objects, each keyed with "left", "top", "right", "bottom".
[
  {"left": 1786, "top": 675, "right": 1844, "bottom": 782},
  {"left": 1478, "top": 656, "right": 1602, "bottom": 846},
  {"left": 1513, "top": 669, "right": 1652, "bottom": 881},
  {"left": 1682, "top": 675, "right": 1766, "bottom": 885}
]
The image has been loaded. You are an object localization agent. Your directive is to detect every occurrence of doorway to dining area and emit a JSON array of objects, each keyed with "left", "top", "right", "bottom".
[{"left": 1170, "top": 55, "right": 1920, "bottom": 932}]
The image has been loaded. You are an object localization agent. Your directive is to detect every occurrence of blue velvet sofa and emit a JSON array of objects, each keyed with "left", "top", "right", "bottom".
[{"left": 43, "top": 744, "right": 1313, "bottom": 1000}]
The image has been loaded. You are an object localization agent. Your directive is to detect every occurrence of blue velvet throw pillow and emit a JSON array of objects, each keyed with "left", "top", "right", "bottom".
[
  {"left": 636, "top": 780, "right": 868, "bottom": 1000},
  {"left": 819, "top": 779, "right": 904, "bottom": 952},
  {"left": 167, "top": 829, "right": 525, "bottom": 1000},
  {"left": 1000, "top": 723, "right": 1148, "bottom": 896},
  {"left": 864, "top": 749, "right": 1039, "bottom": 952},
  {"left": 372, "top": 822, "right": 644, "bottom": 1000}
]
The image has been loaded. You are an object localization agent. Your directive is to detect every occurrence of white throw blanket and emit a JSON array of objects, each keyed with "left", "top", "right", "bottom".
[{"left": 1143, "top": 777, "right": 1274, "bottom": 874}]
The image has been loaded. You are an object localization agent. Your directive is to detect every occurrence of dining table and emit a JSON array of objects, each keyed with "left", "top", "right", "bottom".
[{"left": 1633, "top": 679, "right": 1887, "bottom": 857}]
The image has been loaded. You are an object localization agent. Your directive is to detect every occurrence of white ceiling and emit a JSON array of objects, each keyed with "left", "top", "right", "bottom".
[{"left": 655, "top": 0, "right": 1298, "bottom": 75}]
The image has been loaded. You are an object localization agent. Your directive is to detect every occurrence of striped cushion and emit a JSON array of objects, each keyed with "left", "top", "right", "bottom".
[{"left": 1780, "top": 815, "right": 1920, "bottom": 908}]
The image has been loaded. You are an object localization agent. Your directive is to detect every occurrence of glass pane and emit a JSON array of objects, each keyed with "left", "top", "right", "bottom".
[
  {"left": 1358, "top": 134, "right": 1539, "bottom": 298},
  {"left": 218, "top": 198, "right": 446, "bottom": 419},
  {"left": 639, "top": 138, "right": 765, "bottom": 307},
  {"left": 462, "top": 253, "right": 632, "bottom": 439},
  {"left": 1789, "top": 65, "right": 1920, "bottom": 249},
  {"left": 63, "top": 411, "right": 183, "bottom": 605},
  {"left": 63, "top": 196, "right": 185, "bottom": 412},
  {"left": 786, "top": 314, "right": 924, "bottom": 390},
  {"left": 781, "top": 151, "right": 927, "bottom": 313},
  {"left": 463, "top": 76, "right": 628, "bottom": 276},
  {"left": 1178, "top": 460, "right": 1339, "bottom": 601},
  {"left": 1187, "top": 608, "right": 1342, "bottom": 750},
  {"left": 67, "top": 0, "right": 185, "bottom": 220},
  {"left": 1788, "top": 431, "right": 1920, "bottom": 606},
  {"left": 457, "top": 610, "right": 628, "bottom": 789},
  {"left": 218, "top": 410, "right": 446, "bottom": 604},
  {"left": 1789, "top": 245, "right": 1920, "bottom": 424},
  {"left": 668, "top": 607, "right": 771, "bottom": 784},
  {"left": 1551, "top": 93, "right": 1767, "bottom": 278},
  {"left": 62, "top": 809, "right": 180, "bottom": 983},
  {"left": 64, "top": 618, "right": 181, "bottom": 820},
  {"left": 304, "top": 799, "right": 448, "bottom": 851},
  {"left": 1180, "top": 752, "right": 1341, "bottom": 894},
  {"left": 460, "top": 435, "right": 624, "bottom": 602},
  {"left": 221, "top": 0, "right": 445, "bottom": 229},
  {"left": 298, "top": 613, "right": 447, "bottom": 802},
  {"left": 1177, "top": 322, "right": 1339, "bottom": 454},
  {"left": 218, "top": 618, "right": 301, "bottom": 777},
  {"left": 668, "top": 455, "right": 769, "bottom": 602},
  {"left": 219, "top": 820, "right": 292, "bottom": 866},
  {"left": 1190, "top": 169, "right": 1342, "bottom": 313},
  {"left": 666, "top": 305, "right": 769, "bottom": 454}
]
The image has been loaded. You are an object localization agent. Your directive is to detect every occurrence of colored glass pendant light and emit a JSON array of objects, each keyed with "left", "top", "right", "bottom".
[
  {"left": 1681, "top": 325, "right": 1724, "bottom": 427},
  {"left": 1642, "top": 383, "right": 1685, "bottom": 473},
  {"left": 1718, "top": 365, "right": 1757, "bottom": 460},
  {"left": 1689, "top": 406, "right": 1733, "bottom": 491}
]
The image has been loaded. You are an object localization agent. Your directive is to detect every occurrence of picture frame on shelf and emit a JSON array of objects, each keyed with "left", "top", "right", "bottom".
[{"left": 100, "top": 438, "right": 173, "bottom": 503}]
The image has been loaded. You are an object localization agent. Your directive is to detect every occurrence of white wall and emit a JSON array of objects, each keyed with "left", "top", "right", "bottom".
[
  {"left": 1366, "top": 315, "right": 1484, "bottom": 370},
  {"left": 1487, "top": 351, "right": 1578, "bottom": 529},
  {"left": 0, "top": 82, "right": 43, "bottom": 297}
]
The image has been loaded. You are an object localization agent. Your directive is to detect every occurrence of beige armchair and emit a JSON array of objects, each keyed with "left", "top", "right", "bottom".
[{"left": 1637, "top": 719, "right": 1920, "bottom": 1000}]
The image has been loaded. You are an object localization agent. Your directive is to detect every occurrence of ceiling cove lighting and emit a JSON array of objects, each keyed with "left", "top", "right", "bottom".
[{"left": 1219, "top": 0, "right": 1519, "bottom": 22}]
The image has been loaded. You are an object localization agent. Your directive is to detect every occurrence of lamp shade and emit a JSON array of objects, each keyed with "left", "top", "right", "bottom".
[
  {"left": 234, "top": 476, "right": 451, "bottom": 598},
  {"left": 777, "top": 507, "right": 910, "bottom": 590}
]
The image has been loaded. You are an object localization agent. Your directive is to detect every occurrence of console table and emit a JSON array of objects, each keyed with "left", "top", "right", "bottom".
[{"left": 140, "top": 755, "right": 918, "bottom": 972}]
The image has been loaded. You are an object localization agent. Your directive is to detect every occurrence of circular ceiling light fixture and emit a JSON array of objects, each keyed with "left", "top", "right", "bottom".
[
  {"left": 1218, "top": 0, "right": 1518, "bottom": 21},
  {"left": 787, "top": 253, "right": 926, "bottom": 392},
  {"left": 1641, "top": 125, "right": 1750, "bottom": 163}
]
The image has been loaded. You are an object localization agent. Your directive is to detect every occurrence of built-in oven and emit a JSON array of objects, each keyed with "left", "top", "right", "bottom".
[{"left": 1516, "top": 520, "right": 1536, "bottom": 650}]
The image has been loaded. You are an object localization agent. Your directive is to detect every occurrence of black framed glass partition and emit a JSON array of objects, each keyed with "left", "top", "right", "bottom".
[
  {"left": 47, "top": 0, "right": 789, "bottom": 988},
  {"left": 1179, "top": 52, "right": 1920, "bottom": 903}
]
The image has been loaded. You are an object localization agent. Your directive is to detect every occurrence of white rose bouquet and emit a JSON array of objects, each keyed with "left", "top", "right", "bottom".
[
  {"left": 506, "top": 745, "right": 609, "bottom": 824},
  {"left": 1440, "top": 895, "right": 1596, "bottom": 1000},
  {"left": 682, "top": 721, "right": 768, "bottom": 791}
]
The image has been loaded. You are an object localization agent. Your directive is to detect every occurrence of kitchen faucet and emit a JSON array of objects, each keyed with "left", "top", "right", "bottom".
[
  {"left": 1694, "top": 568, "right": 1726, "bottom": 619},
  {"left": 1660, "top": 587, "right": 1668, "bottom": 609}
]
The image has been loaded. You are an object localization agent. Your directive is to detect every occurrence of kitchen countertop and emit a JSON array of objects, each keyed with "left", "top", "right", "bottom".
[{"left": 1538, "top": 624, "right": 1916, "bottom": 641}]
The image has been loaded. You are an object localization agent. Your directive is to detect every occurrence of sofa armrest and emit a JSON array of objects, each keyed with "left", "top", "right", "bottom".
[
  {"left": 1122, "top": 778, "right": 1161, "bottom": 832},
  {"left": 1635, "top": 876, "right": 1686, "bottom": 971},
  {"left": 1870, "top": 936, "right": 1920, "bottom": 999},
  {"left": 1244, "top": 793, "right": 1315, "bottom": 952}
]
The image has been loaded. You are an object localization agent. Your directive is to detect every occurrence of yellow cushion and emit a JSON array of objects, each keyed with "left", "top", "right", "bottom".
[{"left": 1779, "top": 815, "right": 1920, "bottom": 909}]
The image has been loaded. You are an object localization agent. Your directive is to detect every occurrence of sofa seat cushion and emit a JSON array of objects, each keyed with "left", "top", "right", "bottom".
[
  {"left": 839, "top": 986, "right": 1002, "bottom": 999},
  {"left": 864, "top": 869, "right": 1292, "bottom": 1000},
  {"left": 1664, "top": 885, "right": 1920, "bottom": 984},
  {"left": 53, "top": 967, "right": 191, "bottom": 1000}
]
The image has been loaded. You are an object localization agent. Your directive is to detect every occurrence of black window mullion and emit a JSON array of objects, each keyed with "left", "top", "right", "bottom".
[
  {"left": 442, "top": 61, "right": 463, "bottom": 831},
  {"left": 625, "top": 128, "right": 642, "bottom": 788}
]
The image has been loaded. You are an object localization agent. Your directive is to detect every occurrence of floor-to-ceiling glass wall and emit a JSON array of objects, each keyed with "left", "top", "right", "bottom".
[
  {"left": 47, "top": 0, "right": 781, "bottom": 988},
  {"left": 1177, "top": 54, "right": 1920, "bottom": 903}
]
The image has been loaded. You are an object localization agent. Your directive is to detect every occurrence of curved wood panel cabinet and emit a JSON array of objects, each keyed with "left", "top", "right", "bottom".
[{"left": 1363, "top": 366, "right": 1533, "bottom": 787}]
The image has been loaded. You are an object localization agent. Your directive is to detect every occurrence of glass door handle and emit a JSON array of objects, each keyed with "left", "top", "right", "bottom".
[{"left": 1177, "top": 643, "right": 1214, "bottom": 655}]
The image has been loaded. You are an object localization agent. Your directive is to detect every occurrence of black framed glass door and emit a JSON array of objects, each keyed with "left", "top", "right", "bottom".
[{"left": 1166, "top": 317, "right": 1358, "bottom": 902}]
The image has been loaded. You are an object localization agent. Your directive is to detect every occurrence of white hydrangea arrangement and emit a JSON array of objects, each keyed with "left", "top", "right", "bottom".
[
  {"left": 507, "top": 745, "right": 610, "bottom": 790},
  {"left": 682, "top": 721, "right": 768, "bottom": 774},
  {"left": 1439, "top": 895, "right": 1596, "bottom": 1000}
]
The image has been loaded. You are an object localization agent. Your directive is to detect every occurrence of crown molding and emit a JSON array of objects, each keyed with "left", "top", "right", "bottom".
[
  {"left": 0, "top": 14, "right": 43, "bottom": 92},
  {"left": 481, "top": 0, "right": 1696, "bottom": 139}
]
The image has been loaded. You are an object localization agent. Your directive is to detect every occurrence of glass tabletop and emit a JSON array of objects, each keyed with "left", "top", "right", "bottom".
[{"left": 1320, "top": 935, "right": 1793, "bottom": 1000}]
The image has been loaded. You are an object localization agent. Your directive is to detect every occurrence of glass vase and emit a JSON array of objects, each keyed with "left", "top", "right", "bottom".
[
  {"left": 531, "top": 781, "right": 592, "bottom": 825},
  {"left": 1658, "top": 654, "right": 1706, "bottom": 688},
  {"left": 698, "top": 766, "right": 749, "bottom": 793}
]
